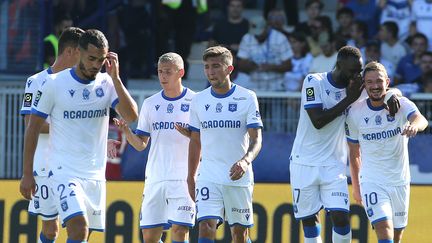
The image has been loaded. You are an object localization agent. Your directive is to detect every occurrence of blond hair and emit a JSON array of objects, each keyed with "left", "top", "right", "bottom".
[
  {"left": 363, "top": 61, "right": 388, "bottom": 78},
  {"left": 203, "top": 46, "right": 233, "bottom": 66},
  {"left": 158, "top": 52, "right": 184, "bottom": 70}
]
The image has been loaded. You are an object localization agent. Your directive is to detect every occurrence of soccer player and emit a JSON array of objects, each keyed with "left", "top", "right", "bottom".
[
  {"left": 187, "top": 46, "right": 263, "bottom": 243},
  {"left": 289, "top": 46, "right": 364, "bottom": 243},
  {"left": 346, "top": 61, "right": 428, "bottom": 243},
  {"left": 20, "top": 29, "right": 138, "bottom": 243},
  {"left": 114, "top": 52, "right": 195, "bottom": 243}
]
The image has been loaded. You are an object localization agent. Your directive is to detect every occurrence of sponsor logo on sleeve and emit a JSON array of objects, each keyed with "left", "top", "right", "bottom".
[
  {"left": 305, "top": 87, "right": 315, "bottom": 101},
  {"left": 23, "top": 93, "right": 33, "bottom": 107},
  {"left": 33, "top": 91, "right": 42, "bottom": 107}
]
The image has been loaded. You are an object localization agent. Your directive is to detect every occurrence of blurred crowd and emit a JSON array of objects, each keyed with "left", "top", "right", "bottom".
[{"left": 43, "top": 0, "right": 432, "bottom": 96}]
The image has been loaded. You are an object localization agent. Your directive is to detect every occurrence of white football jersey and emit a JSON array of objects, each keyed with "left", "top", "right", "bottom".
[
  {"left": 32, "top": 68, "right": 118, "bottom": 180},
  {"left": 20, "top": 68, "right": 53, "bottom": 177},
  {"left": 291, "top": 72, "right": 349, "bottom": 166},
  {"left": 346, "top": 97, "right": 418, "bottom": 185},
  {"left": 189, "top": 84, "right": 263, "bottom": 187},
  {"left": 136, "top": 87, "right": 195, "bottom": 184}
]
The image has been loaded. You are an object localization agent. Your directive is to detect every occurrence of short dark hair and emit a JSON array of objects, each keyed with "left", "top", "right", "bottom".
[
  {"left": 410, "top": 32, "right": 429, "bottom": 45},
  {"left": 337, "top": 46, "right": 362, "bottom": 62},
  {"left": 365, "top": 39, "right": 381, "bottom": 49},
  {"left": 305, "top": 0, "right": 323, "bottom": 9},
  {"left": 353, "top": 20, "right": 368, "bottom": 39},
  {"left": 382, "top": 21, "right": 399, "bottom": 39},
  {"left": 78, "top": 29, "right": 109, "bottom": 50},
  {"left": 203, "top": 46, "right": 233, "bottom": 66},
  {"left": 58, "top": 27, "right": 84, "bottom": 54},
  {"left": 336, "top": 7, "right": 354, "bottom": 19}
]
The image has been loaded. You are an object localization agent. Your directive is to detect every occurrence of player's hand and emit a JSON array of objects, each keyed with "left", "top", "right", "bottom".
[
  {"left": 229, "top": 159, "right": 250, "bottom": 181},
  {"left": 346, "top": 74, "right": 364, "bottom": 103},
  {"left": 175, "top": 124, "right": 191, "bottom": 138},
  {"left": 105, "top": 52, "right": 120, "bottom": 80},
  {"left": 187, "top": 176, "right": 196, "bottom": 201},
  {"left": 107, "top": 139, "right": 121, "bottom": 159},
  {"left": 20, "top": 174, "right": 36, "bottom": 200},
  {"left": 113, "top": 118, "right": 130, "bottom": 133},
  {"left": 352, "top": 187, "right": 362, "bottom": 204},
  {"left": 384, "top": 94, "right": 400, "bottom": 117},
  {"left": 402, "top": 124, "right": 419, "bottom": 137}
]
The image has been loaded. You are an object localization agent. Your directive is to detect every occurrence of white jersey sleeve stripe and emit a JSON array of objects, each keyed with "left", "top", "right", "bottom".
[
  {"left": 347, "top": 137, "right": 359, "bottom": 143},
  {"left": 31, "top": 108, "right": 48, "bottom": 119},
  {"left": 21, "top": 110, "right": 32, "bottom": 115},
  {"left": 111, "top": 98, "right": 119, "bottom": 109},
  {"left": 247, "top": 123, "right": 262, "bottom": 128},
  {"left": 406, "top": 110, "right": 417, "bottom": 120},
  {"left": 189, "top": 125, "right": 200, "bottom": 132},
  {"left": 135, "top": 129, "right": 150, "bottom": 137},
  {"left": 304, "top": 103, "right": 323, "bottom": 109}
]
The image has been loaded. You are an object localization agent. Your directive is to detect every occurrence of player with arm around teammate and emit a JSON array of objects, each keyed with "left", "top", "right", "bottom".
[
  {"left": 114, "top": 52, "right": 196, "bottom": 243},
  {"left": 346, "top": 61, "right": 428, "bottom": 243},
  {"left": 187, "top": 46, "right": 263, "bottom": 243},
  {"left": 20, "top": 29, "right": 138, "bottom": 243}
]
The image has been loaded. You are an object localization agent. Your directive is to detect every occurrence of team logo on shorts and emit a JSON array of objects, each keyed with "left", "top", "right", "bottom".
[
  {"left": 375, "top": 115, "right": 382, "bottom": 125},
  {"left": 245, "top": 213, "right": 250, "bottom": 220},
  {"left": 386, "top": 114, "right": 395, "bottom": 122},
  {"left": 61, "top": 200, "right": 69, "bottom": 212},
  {"left": 82, "top": 88, "right": 90, "bottom": 100},
  {"left": 95, "top": 87, "right": 104, "bottom": 97},
  {"left": 34, "top": 199, "right": 40, "bottom": 209},
  {"left": 23, "top": 93, "right": 33, "bottom": 107},
  {"left": 228, "top": 103, "right": 237, "bottom": 112},
  {"left": 306, "top": 87, "right": 315, "bottom": 101},
  {"left": 367, "top": 208, "right": 374, "bottom": 217},
  {"left": 216, "top": 103, "right": 223, "bottom": 113},
  {"left": 181, "top": 103, "right": 190, "bottom": 112},
  {"left": 167, "top": 103, "right": 174, "bottom": 113},
  {"left": 34, "top": 91, "right": 42, "bottom": 107}
]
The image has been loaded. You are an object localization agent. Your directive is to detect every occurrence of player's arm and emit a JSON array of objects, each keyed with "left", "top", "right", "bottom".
[
  {"left": 187, "top": 131, "right": 201, "bottom": 201},
  {"left": 106, "top": 52, "right": 138, "bottom": 123},
  {"left": 230, "top": 128, "right": 262, "bottom": 181},
  {"left": 402, "top": 111, "right": 428, "bottom": 137},
  {"left": 24, "top": 115, "right": 49, "bottom": 134},
  {"left": 113, "top": 118, "right": 149, "bottom": 151},
  {"left": 307, "top": 77, "right": 363, "bottom": 129},
  {"left": 20, "top": 114, "right": 46, "bottom": 200},
  {"left": 348, "top": 141, "right": 362, "bottom": 204}
]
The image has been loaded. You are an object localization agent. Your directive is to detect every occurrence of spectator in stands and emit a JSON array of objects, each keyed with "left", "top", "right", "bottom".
[
  {"left": 236, "top": 15, "right": 293, "bottom": 91},
  {"left": 421, "top": 71, "right": 432, "bottom": 93},
  {"left": 307, "top": 15, "right": 334, "bottom": 57},
  {"left": 335, "top": 7, "right": 354, "bottom": 41},
  {"left": 397, "top": 51, "right": 432, "bottom": 96},
  {"left": 309, "top": 33, "right": 337, "bottom": 73},
  {"left": 267, "top": 8, "right": 291, "bottom": 38},
  {"left": 209, "top": 0, "right": 248, "bottom": 56},
  {"left": 378, "top": 21, "right": 407, "bottom": 68},
  {"left": 295, "top": 0, "right": 324, "bottom": 36},
  {"left": 284, "top": 32, "right": 313, "bottom": 91},
  {"left": 264, "top": 0, "right": 299, "bottom": 27},
  {"left": 364, "top": 40, "right": 395, "bottom": 83},
  {"left": 379, "top": 0, "right": 412, "bottom": 41},
  {"left": 43, "top": 12, "right": 73, "bottom": 68},
  {"left": 347, "top": 20, "right": 368, "bottom": 56},
  {"left": 395, "top": 33, "right": 429, "bottom": 85},
  {"left": 411, "top": 0, "right": 432, "bottom": 49},
  {"left": 345, "top": 0, "right": 381, "bottom": 38}
]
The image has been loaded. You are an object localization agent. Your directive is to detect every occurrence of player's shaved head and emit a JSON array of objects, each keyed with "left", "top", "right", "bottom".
[
  {"left": 336, "top": 45, "right": 362, "bottom": 64},
  {"left": 58, "top": 27, "right": 84, "bottom": 55},
  {"left": 78, "top": 29, "right": 109, "bottom": 50},
  {"left": 158, "top": 52, "right": 184, "bottom": 70},
  {"left": 203, "top": 46, "right": 233, "bottom": 66}
]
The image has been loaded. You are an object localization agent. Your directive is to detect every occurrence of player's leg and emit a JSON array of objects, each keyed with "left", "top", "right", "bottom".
[
  {"left": 223, "top": 185, "right": 253, "bottom": 243},
  {"left": 374, "top": 220, "right": 394, "bottom": 241},
  {"left": 140, "top": 181, "right": 169, "bottom": 242},
  {"left": 393, "top": 228, "right": 404, "bottom": 243},
  {"left": 65, "top": 215, "right": 89, "bottom": 241},
  {"left": 320, "top": 164, "right": 351, "bottom": 243},
  {"left": 391, "top": 184, "right": 410, "bottom": 243},
  {"left": 167, "top": 180, "right": 195, "bottom": 243},
  {"left": 196, "top": 181, "right": 224, "bottom": 242},
  {"left": 39, "top": 219, "right": 59, "bottom": 242},
  {"left": 290, "top": 163, "right": 323, "bottom": 243}
]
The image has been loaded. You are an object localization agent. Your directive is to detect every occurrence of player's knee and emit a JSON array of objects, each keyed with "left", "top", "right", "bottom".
[
  {"left": 393, "top": 228, "right": 404, "bottom": 243},
  {"left": 172, "top": 224, "right": 189, "bottom": 238},
  {"left": 199, "top": 221, "right": 217, "bottom": 238},
  {"left": 302, "top": 214, "right": 320, "bottom": 227},
  {"left": 330, "top": 211, "right": 350, "bottom": 227},
  {"left": 142, "top": 233, "right": 161, "bottom": 243},
  {"left": 42, "top": 221, "right": 59, "bottom": 240},
  {"left": 65, "top": 216, "right": 89, "bottom": 240},
  {"left": 231, "top": 226, "right": 247, "bottom": 242}
]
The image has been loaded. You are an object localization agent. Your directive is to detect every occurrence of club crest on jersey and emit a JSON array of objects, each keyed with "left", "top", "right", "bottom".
[
  {"left": 228, "top": 103, "right": 237, "bottom": 112},
  {"left": 205, "top": 104, "right": 210, "bottom": 111},
  {"left": 27, "top": 79, "right": 33, "bottom": 88},
  {"left": 82, "top": 88, "right": 90, "bottom": 100},
  {"left": 216, "top": 103, "right": 223, "bottom": 113},
  {"left": 387, "top": 114, "right": 395, "bottom": 122},
  {"left": 181, "top": 103, "right": 190, "bottom": 112},
  {"left": 61, "top": 200, "right": 69, "bottom": 212},
  {"left": 155, "top": 105, "right": 160, "bottom": 111},
  {"left": 375, "top": 115, "right": 382, "bottom": 125},
  {"left": 95, "top": 87, "right": 104, "bottom": 97},
  {"left": 69, "top": 89, "right": 75, "bottom": 97},
  {"left": 34, "top": 91, "right": 42, "bottom": 107},
  {"left": 364, "top": 117, "right": 369, "bottom": 124},
  {"left": 34, "top": 199, "right": 40, "bottom": 209},
  {"left": 23, "top": 93, "right": 32, "bottom": 107},
  {"left": 335, "top": 91, "right": 341, "bottom": 101},
  {"left": 306, "top": 87, "right": 315, "bottom": 101},
  {"left": 167, "top": 103, "right": 174, "bottom": 113}
]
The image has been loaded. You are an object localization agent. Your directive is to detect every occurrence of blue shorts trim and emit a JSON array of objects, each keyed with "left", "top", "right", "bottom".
[
  {"left": 295, "top": 206, "right": 323, "bottom": 220},
  {"left": 168, "top": 220, "right": 194, "bottom": 228},
  {"left": 197, "top": 216, "right": 223, "bottom": 224},
  {"left": 372, "top": 216, "right": 391, "bottom": 225},
  {"left": 228, "top": 222, "right": 254, "bottom": 228},
  {"left": 89, "top": 228, "right": 104, "bottom": 232},
  {"left": 29, "top": 211, "right": 58, "bottom": 219},
  {"left": 140, "top": 223, "right": 170, "bottom": 229},
  {"left": 62, "top": 211, "right": 85, "bottom": 227},
  {"left": 325, "top": 208, "right": 349, "bottom": 213}
]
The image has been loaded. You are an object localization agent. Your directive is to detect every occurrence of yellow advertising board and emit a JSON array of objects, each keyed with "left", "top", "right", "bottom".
[{"left": 1, "top": 181, "right": 431, "bottom": 242}]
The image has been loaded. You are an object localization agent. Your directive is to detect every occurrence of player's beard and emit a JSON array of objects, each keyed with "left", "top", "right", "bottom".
[
  {"left": 368, "top": 88, "right": 384, "bottom": 101},
  {"left": 78, "top": 61, "right": 98, "bottom": 80}
]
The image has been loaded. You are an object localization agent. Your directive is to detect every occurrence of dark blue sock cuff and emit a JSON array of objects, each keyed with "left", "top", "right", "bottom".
[
  {"left": 378, "top": 240, "right": 393, "bottom": 243},
  {"left": 198, "top": 238, "right": 214, "bottom": 243},
  {"left": 333, "top": 225, "right": 351, "bottom": 235},
  {"left": 39, "top": 232, "right": 54, "bottom": 243},
  {"left": 304, "top": 225, "right": 321, "bottom": 238}
]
